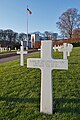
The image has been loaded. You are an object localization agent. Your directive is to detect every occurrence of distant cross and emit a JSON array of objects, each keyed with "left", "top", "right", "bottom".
[
  {"left": 67, "top": 43, "right": 73, "bottom": 56},
  {"left": 15, "top": 47, "right": 17, "bottom": 50},
  {"left": 1, "top": 48, "right": 3, "bottom": 52},
  {"left": 38, "top": 48, "right": 41, "bottom": 51},
  {"left": 53, "top": 45, "right": 61, "bottom": 52},
  {"left": 27, "top": 40, "right": 68, "bottom": 114},
  {"left": 9, "top": 48, "right": 10, "bottom": 51},
  {"left": 58, "top": 43, "right": 72, "bottom": 59},
  {"left": 17, "top": 46, "right": 27, "bottom": 66},
  {"left": 53, "top": 45, "right": 56, "bottom": 52},
  {"left": 21, "top": 41, "right": 24, "bottom": 46}
]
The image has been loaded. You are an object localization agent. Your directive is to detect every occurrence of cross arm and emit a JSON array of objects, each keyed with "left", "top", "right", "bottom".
[{"left": 27, "top": 58, "right": 42, "bottom": 68}]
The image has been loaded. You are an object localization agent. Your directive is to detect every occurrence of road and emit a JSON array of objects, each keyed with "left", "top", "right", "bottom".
[{"left": 0, "top": 52, "right": 39, "bottom": 64}]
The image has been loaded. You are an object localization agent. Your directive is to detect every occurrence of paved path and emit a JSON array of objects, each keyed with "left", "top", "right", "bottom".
[{"left": 0, "top": 52, "right": 39, "bottom": 64}]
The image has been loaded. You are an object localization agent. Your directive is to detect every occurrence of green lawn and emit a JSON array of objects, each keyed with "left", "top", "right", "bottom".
[
  {"left": 0, "top": 47, "right": 80, "bottom": 120},
  {"left": 0, "top": 50, "right": 17, "bottom": 54},
  {"left": 0, "top": 49, "right": 38, "bottom": 54}
]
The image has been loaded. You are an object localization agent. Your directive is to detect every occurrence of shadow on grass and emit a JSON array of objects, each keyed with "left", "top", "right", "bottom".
[
  {"left": 0, "top": 97, "right": 80, "bottom": 114},
  {"left": 69, "top": 62, "right": 78, "bottom": 64},
  {"left": 54, "top": 98, "right": 80, "bottom": 114},
  {"left": 0, "top": 97, "right": 39, "bottom": 103}
]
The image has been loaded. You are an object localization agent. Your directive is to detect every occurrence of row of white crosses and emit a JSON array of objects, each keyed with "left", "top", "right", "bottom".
[
  {"left": 53, "top": 43, "right": 73, "bottom": 59},
  {"left": 66, "top": 43, "right": 73, "bottom": 56},
  {"left": 0, "top": 47, "right": 18, "bottom": 52},
  {"left": 27, "top": 40, "right": 68, "bottom": 114},
  {"left": 0, "top": 47, "right": 10, "bottom": 52},
  {"left": 58, "top": 43, "right": 73, "bottom": 59},
  {"left": 53, "top": 45, "right": 61, "bottom": 52},
  {"left": 17, "top": 41, "right": 28, "bottom": 66}
]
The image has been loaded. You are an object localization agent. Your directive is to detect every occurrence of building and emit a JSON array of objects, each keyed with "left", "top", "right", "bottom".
[
  {"left": 30, "top": 32, "right": 58, "bottom": 48},
  {"left": 31, "top": 33, "right": 41, "bottom": 48}
]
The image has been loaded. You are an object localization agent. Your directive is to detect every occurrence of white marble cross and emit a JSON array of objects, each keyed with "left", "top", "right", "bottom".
[
  {"left": 58, "top": 43, "right": 72, "bottom": 59},
  {"left": 17, "top": 46, "right": 27, "bottom": 66},
  {"left": 21, "top": 41, "right": 24, "bottom": 46},
  {"left": 53, "top": 45, "right": 56, "bottom": 52},
  {"left": 53, "top": 45, "right": 61, "bottom": 52},
  {"left": 67, "top": 43, "right": 73, "bottom": 56},
  {"left": 27, "top": 40, "right": 68, "bottom": 114},
  {"left": 38, "top": 48, "right": 41, "bottom": 51},
  {"left": 15, "top": 47, "right": 17, "bottom": 50},
  {"left": 1, "top": 48, "right": 3, "bottom": 52},
  {"left": 9, "top": 48, "right": 11, "bottom": 51}
]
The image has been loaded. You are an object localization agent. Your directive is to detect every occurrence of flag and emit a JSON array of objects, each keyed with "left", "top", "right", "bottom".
[{"left": 27, "top": 8, "right": 32, "bottom": 14}]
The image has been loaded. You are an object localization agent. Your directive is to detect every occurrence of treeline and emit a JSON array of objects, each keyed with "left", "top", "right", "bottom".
[
  {"left": 0, "top": 29, "right": 28, "bottom": 43},
  {"left": 0, "top": 29, "right": 29, "bottom": 49}
]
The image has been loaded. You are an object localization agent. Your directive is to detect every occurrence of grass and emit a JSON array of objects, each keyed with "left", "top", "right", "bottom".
[
  {"left": 0, "top": 47, "right": 80, "bottom": 120},
  {"left": 0, "top": 49, "right": 38, "bottom": 54},
  {"left": 0, "top": 50, "right": 17, "bottom": 54}
]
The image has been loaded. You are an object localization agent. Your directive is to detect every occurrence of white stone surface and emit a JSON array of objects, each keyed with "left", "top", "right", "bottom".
[
  {"left": 15, "top": 47, "right": 17, "bottom": 50},
  {"left": 0, "top": 47, "right": 7, "bottom": 52},
  {"left": 58, "top": 43, "right": 72, "bottom": 59},
  {"left": 26, "top": 47, "right": 28, "bottom": 51},
  {"left": 38, "top": 48, "right": 41, "bottom": 51},
  {"left": 21, "top": 41, "right": 23, "bottom": 46},
  {"left": 17, "top": 46, "right": 27, "bottom": 66},
  {"left": 9, "top": 48, "right": 10, "bottom": 51},
  {"left": 53, "top": 45, "right": 61, "bottom": 52},
  {"left": 27, "top": 40, "right": 68, "bottom": 114},
  {"left": 1, "top": 48, "right": 3, "bottom": 52},
  {"left": 67, "top": 43, "right": 73, "bottom": 56},
  {"left": 53, "top": 45, "right": 56, "bottom": 52}
]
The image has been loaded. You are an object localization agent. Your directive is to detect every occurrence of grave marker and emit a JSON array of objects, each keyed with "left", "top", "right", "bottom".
[
  {"left": 67, "top": 43, "right": 73, "bottom": 56},
  {"left": 17, "top": 46, "right": 27, "bottom": 66},
  {"left": 21, "top": 41, "right": 24, "bottom": 46},
  {"left": 53, "top": 45, "right": 56, "bottom": 52},
  {"left": 58, "top": 43, "right": 72, "bottom": 59},
  {"left": 9, "top": 48, "right": 11, "bottom": 51},
  {"left": 15, "top": 47, "right": 17, "bottom": 50},
  {"left": 27, "top": 40, "right": 68, "bottom": 114},
  {"left": 53, "top": 45, "right": 61, "bottom": 52},
  {"left": 1, "top": 48, "right": 3, "bottom": 52}
]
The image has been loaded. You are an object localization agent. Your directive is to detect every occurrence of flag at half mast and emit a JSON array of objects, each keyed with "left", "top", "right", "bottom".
[{"left": 27, "top": 8, "right": 32, "bottom": 14}]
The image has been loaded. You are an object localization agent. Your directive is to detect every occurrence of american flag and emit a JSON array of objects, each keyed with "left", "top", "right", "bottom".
[{"left": 27, "top": 8, "right": 32, "bottom": 14}]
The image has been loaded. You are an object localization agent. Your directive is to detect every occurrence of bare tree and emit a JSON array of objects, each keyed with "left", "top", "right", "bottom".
[
  {"left": 72, "top": 28, "right": 80, "bottom": 38},
  {"left": 56, "top": 8, "right": 80, "bottom": 38}
]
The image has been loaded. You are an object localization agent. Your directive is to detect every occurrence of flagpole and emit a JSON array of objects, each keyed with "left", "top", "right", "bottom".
[{"left": 27, "top": 5, "right": 28, "bottom": 47}]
